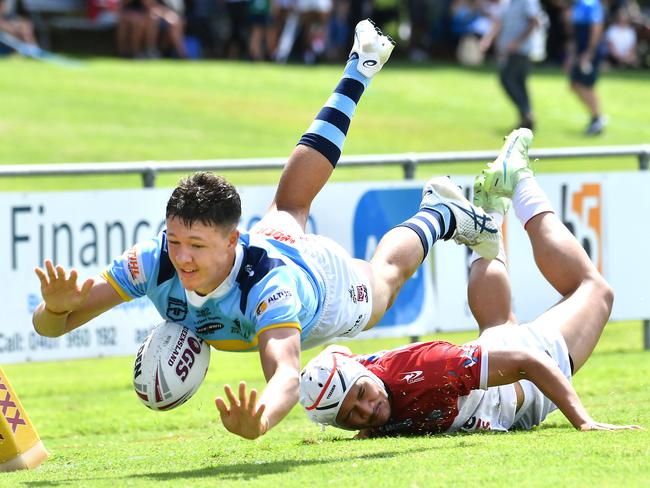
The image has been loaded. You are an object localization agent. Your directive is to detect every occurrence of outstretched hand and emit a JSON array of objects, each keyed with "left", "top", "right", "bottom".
[
  {"left": 215, "top": 382, "right": 269, "bottom": 440},
  {"left": 579, "top": 421, "right": 643, "bottom": 432},
  {"left": 34, "top": 259, "right": 93, "bottom": 314}
]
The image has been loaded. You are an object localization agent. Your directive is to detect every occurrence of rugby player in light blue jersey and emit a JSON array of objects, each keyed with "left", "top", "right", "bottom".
[{"left": 33, "top": 20, "right": 500, "bottom": 440}]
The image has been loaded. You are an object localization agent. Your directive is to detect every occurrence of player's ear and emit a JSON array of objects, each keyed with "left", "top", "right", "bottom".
[{"left": 228, "top": 228, "right": 240, "bottom": 247}]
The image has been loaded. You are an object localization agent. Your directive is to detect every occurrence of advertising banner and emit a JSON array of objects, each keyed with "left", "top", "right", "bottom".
[{"left": 1, "top": 172, "right": 648, "bottom": 363}]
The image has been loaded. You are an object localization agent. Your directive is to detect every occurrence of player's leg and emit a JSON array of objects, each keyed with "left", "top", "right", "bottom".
[
  {"left": 469, "top": 135, "right": 522, "bottom": 331},
  {"left": 268, "top": 19, "right": 395, "bottom": 229},
  {"left": 364, "top": 176, "right": 501, "bottom": 327},
  {"left": 475, "top": 128, "right": 613, "bottom": 373}
]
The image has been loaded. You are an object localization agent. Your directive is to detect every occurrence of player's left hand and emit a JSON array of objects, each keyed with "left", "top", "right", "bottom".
[
  {"left": 579, "top": 421, "right": 644, "bottom": 431},
  {"left": 215, "top": 381, "right": 269, "bottom": 440}
]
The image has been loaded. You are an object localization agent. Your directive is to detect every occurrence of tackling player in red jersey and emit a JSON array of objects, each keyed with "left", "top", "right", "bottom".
[{"left": 299, "top": 129, "right": 643, "bottom": 436}]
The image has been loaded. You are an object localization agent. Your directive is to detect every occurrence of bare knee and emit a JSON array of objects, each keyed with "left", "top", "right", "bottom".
[{"left": 587, "top": 273, "right": 614, "bottom": 317}]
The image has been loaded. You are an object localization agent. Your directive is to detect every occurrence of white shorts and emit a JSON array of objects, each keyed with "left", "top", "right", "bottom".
[
  {"left": 251, "top": 211, "right": 372, "bottom": 350},
  {"left": 477, "top": 322, "right": 572, "bottom": 430}
]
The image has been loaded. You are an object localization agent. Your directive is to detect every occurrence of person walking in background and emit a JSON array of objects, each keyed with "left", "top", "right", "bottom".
[
  {"left": 565, "top": 0, "right": 607, "bottom": 135},
  {"left": 480, "top": 0, "right": 543, "bottom": 131},
  {"left": 0, "top": 0, "right": 39, "bottom": 48}
]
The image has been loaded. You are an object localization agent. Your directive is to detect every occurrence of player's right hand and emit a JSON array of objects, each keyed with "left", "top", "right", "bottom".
[
  {"left": 34, "top": 259, "right": 93, "bottom": 314},
  {"left": 579, "top": 421, "right": 644, "bottom": 432}
]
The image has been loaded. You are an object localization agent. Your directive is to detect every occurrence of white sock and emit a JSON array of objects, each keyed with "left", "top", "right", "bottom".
[
  {"left": 512, "top": 176, "right": 554, "bottom": 227},
  {"left": 470, "top": 211, "right": 506, "bottom": 265}
]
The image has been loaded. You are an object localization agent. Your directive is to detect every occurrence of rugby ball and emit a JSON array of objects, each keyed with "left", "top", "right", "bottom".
[{"left": 133, "top": 321, "right": 211, "bottom": 411}]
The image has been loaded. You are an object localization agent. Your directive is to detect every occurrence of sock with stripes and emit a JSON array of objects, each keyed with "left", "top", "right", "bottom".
[
  {"left": 397, "top": 204, "right": 456, "bottom": 261},
  {"left": 297, "top": 56, "right": 370, "bottom": 167}
]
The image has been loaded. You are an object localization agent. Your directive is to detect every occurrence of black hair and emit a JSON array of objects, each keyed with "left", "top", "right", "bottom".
[{"left": 166, "top": 172, "right": 241, "bottom": 230}]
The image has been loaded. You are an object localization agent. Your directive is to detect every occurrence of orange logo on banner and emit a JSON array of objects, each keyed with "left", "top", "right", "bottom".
[{"left": 571, "top": 183, "right": 603, "bottom": 272}]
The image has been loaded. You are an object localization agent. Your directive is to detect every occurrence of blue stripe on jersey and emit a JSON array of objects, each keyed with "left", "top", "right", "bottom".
[
  {"left": 158, "top": 232, "right": 176, "bottom": 285},
  {"left": 236, "top": 246, "right": 286, "bottom": 314},
  {"left": 297, "top": 133, "right": 341, "bottom": 167},
  {"left": 334, "top": 77, "right": 365, "bottom": 104},
  {"left": 315, "top": 106, "right": 351, "bottom": 135}
]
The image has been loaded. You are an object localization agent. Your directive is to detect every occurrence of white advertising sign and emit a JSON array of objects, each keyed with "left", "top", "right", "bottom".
[{"left": 1, "top": 172, "right": 648, "bottom": 363}]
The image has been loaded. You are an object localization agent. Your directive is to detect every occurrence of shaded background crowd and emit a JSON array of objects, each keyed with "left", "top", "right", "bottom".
[{"left": 1, "top": 0, "right": 649, "bottom": 67}]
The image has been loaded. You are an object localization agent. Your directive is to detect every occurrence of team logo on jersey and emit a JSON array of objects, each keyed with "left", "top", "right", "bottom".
[
  {"left": 126, "top": 246, "right": 146, "bottom": 286},
  {"left": 461, "top": 345, "right": 479, "bottom": 368},
  {"left": 166, "top": 297, "right": 187, "bottom": 321},
  {"left": 399, "top": 370, "right": 424, "bottom": 384},
  {"left": 230, "top": 319, "right": 252, "bottom": 340},
  {"left": 256, "top": 289, "right": 293, "bottom": 316}
]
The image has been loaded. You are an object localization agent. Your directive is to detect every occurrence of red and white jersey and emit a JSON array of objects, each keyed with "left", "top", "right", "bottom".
[{"left": 358, "top": 341, "right": 518, "bottom": 436}]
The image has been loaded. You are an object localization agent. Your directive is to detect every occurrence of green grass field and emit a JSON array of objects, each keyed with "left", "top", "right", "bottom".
[
  {"left": 1, "top": 57, "right": 649, "bottom": 191},
  {"left": 4, "top": 322, "right": 649, "bottom": 487},
  {"left": 1, "top": 58, "right": 649, "bottom": 486}
]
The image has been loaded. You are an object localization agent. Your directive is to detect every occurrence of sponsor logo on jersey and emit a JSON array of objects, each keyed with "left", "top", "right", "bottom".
[
  {"left": 126, "top": 246, "right": 147, "bottom": 286},
  {"left": 195, "top": 323, "right": 224, "bottom": 334},
  {"left": 399, "top": 370, "right": 424, "bottom": 384},
  {"left": 255, "top": 301, "right": 268, "bottom": 316},
  {"left": 166, "top": 297, "right": 188, "bottom": 321},
  {"left": 255, "top": 227, "right": 296, "bottom": 245},
  {"left": 256, "top": 289, "right": 293, "bottom": 316}
]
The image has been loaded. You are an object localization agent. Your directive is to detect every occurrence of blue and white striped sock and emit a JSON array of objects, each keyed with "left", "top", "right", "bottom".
[
  {"left": 397, "top": 204, "right": 455, "bottom": 260},
  {"left": 297, "top": 57, "right": 370, "bottom": 167}
]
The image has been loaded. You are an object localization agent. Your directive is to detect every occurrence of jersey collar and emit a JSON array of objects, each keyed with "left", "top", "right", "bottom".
[{"left": 185, "top": 244, "right": 244, "bottom": 307}]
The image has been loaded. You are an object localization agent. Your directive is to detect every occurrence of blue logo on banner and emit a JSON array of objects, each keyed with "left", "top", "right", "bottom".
[{"left": 353, "top": 188, "right": 425, "bottom": 328}]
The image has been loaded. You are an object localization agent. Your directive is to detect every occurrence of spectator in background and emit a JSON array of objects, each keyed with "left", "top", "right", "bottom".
[
  {"left": 184, "top": 0, "right": 219, "bottom": 57},
  {"left": 326, "top": 0, "right": 350, "bottom": 61},
  {"left": 225, "top": 0, "right": 250, "bottom": 59},
  {"left": 451, "top": 0, "right": 497, "bottom": 65},
  {"left": 296, "top": 0, "right": 332, "bottom": 63},
  {"left": 0, "top": 0, "right": 39, "bottom": 47},
  {"left": 152, "top": 0, "right": 188, "bottom": 58},
  {"left": 249, "top": 0, "right": 275, "bottom": 60},
  {"left": 605, "top": 7, "right": 638, "bottom": 67},
  {"left": 565, "top": 0, "right": 607, "bottom": 135},
  {"left": 480, "top": 0, "right": 543, "bottom": 130},
  {"left": 117, "top": 0, "right": 157, "bottom": 58}
]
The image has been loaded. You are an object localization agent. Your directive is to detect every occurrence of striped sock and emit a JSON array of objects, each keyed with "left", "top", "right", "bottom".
[
  {"left": 397, "top": 204, "right": 455, "bottom": 260},
  {"left": 297, "top": 57, "right": 370, "bottom": 167}
]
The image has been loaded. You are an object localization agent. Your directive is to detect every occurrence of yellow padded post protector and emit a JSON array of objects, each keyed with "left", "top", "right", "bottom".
[{"left": 0, "top": 367, "right": 48, "bottom": 471}]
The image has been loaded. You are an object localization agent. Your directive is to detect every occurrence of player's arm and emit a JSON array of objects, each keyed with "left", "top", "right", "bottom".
[
  {"left": 479, "top": 18, "right": 502, "bottom": 53},
  {"left": 215, "top": 327, "right": 301, "bottom": 440},
  {"left": 486, "top": 348, "right": 641, "bottom": 431},
  {"left": 33, "top": 259, "right": 124, "bottom": 337}
]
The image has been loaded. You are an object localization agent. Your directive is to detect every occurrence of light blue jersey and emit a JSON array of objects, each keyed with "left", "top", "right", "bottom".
[{"left": 102, "top": 230, "right": 326, "bottom": 351}]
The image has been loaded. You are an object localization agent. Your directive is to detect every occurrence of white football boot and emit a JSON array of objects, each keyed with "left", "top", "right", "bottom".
[
  {"left": 420, "top": 176, "right": 501, "bottom": 259},
  {"left": 350, "top": 19, "right": 395, "bottom": 78}
]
